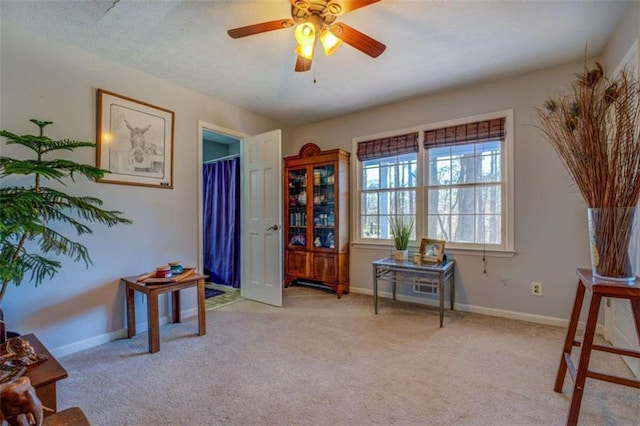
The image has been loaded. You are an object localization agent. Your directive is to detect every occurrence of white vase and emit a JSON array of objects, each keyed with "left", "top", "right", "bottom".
[{"left": 394, "top": 249, "right": 408, "bottom": 261}]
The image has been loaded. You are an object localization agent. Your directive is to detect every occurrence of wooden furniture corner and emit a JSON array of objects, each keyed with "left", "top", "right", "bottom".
[{"left": 0, "top": 333, "right": 68, "bottom": 415}]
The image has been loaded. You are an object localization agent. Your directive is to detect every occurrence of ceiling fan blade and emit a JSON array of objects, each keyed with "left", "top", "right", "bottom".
[
  {"left": 228, "top": 19, "right": 294, "bottom": 39},
  {"left": 330, "top": 23, "right": 386, "bottom": 58},
  {"left": 295, "top": 55, "right": 312, "bottom": 72},
  {"left": 330, "top": 0, "right": 381, "bottom": 15}
]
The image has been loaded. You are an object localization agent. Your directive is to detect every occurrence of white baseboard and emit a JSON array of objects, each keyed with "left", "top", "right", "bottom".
[
  {"left": 181, "top": 307, "right": 198, "bottom": 318},
  {"left": 52, "top": 329, "right": 127, "bottom": 358},
  {"left": 349, "top": 287, "right": 605, "bottom": 336},
  {"left": 52, "top": 308, "right": 199, "bottom": 358}
]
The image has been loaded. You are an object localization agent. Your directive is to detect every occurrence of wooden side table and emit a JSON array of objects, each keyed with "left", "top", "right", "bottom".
[
  {"left": 121, "top": 273, "right": 206, "bottom": 353},
  {"left": 554, "top": 268, "right": 640, "bottom": 426},
  {"left": 0, "top": 333, "right": 68, "bottom": 415}
]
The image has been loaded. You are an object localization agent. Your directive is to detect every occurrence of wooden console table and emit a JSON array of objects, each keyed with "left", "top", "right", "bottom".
[
  {"left": 121, "top": 273, "right": 206, "bottom": 353},
  {"left": 372, "top": 257, "right": 456, "bottom": 327},
  {"left": 0, "top": 333, "right": 68, "bottom": 414}
]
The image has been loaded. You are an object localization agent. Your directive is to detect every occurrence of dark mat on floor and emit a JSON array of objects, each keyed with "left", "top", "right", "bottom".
[{"left": 205, "top": 288, "right": 225, "bottom": 299}]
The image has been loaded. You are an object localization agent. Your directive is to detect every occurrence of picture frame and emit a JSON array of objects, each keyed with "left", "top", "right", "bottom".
[
  {"left": 419, "top": 238, "right": 446, "bottom": 263},
  {"left": 96, "top": 89, "right": 174, "bottom": 188}
]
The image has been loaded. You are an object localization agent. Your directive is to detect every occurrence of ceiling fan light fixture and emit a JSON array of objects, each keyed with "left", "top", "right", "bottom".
[
  {"left": 294, "top": 22, "right": 316, "bottom": 47},
  {"left": 319, "top": 29, "right": 342, "bottom": 56},
  {"left": 227, "top": 1, "right": 385, "bottom": 72},
  {"left": 295, "top": 43, "right": 315, "bottom": 60}
]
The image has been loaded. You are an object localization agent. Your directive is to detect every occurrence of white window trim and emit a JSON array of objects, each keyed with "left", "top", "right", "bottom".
[{"left": 351, "top": 109, "right": 515, "bottom": 256}]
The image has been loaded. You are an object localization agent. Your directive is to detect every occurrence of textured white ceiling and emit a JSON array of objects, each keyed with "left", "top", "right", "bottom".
[{"left": 0, "top": 0, "right": 630, "bottom": 127}]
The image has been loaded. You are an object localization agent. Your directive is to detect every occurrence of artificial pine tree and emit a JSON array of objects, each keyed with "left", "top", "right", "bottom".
[{"left": 0, "top": 119, "right": 132, "bottom": 309}]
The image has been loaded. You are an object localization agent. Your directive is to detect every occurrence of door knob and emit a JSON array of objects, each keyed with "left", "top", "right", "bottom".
[{"left": 266, "top": 224, "right": 280, "bottom": 231}]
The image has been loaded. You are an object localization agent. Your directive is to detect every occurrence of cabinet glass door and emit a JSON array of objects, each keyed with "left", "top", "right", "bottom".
[
  {"left": 312, "top": 164, "right": 336, "bottom": 250},
  {"left": 287, "top": 169, "right": 308, "bottom": 247}
]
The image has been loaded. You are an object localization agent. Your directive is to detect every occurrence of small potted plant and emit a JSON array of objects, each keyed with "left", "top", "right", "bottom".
[{"left": 390, "top": 217, "right": 414, "bottom": 260}]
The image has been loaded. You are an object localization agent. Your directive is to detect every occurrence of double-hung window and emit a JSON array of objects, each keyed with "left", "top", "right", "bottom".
[
  {"left": 357, "top": 133, "right": 418, "bottom": 241},
  {"left": 425, "top": 117, "right": 506, "bottom": 250},
  {"left": 354, "top": 111, "right": 513, "bottom": 253}
]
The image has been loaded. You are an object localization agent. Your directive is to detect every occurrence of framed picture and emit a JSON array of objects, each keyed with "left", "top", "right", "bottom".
[
  {"left": 96, "top": 89, "right": 174, "bottom": 188},
  {"left": 419, "top": 238, "right": 446, "bottom": 263}
]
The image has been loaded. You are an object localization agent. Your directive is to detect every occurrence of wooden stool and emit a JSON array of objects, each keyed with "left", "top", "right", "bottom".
[{"left": 554, "top": 268, "right": 640, "bottom": 425}]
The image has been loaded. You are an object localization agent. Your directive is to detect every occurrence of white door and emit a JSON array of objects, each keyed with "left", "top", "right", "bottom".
[
  {"left": 604, "top": 38, "right": 640, "bottom": 378},
  {"left": 240, "top": 130, "right": 282, "bottom": 306}
]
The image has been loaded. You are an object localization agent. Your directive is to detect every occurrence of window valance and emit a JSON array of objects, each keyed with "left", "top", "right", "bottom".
[
  {"left": 424, "top": 118, "right": 505, "bottom": 148},
  {"left": 356, "top": 132, "right": 419, "bottom": 161}
]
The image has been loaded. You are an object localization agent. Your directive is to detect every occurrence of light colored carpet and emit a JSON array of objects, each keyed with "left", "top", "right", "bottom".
[{"left": 57, "top": 287, "right": 639, "bottom": 425}]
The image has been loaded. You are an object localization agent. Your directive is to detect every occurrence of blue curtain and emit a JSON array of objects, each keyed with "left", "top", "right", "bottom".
[{"left": 202, "top": 158, "right": 240, "bottom": 288}]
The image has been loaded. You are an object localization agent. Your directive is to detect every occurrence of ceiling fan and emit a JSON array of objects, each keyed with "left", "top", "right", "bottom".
[{"left": 227, "top": 0, "right": 386, "bottom": 72}]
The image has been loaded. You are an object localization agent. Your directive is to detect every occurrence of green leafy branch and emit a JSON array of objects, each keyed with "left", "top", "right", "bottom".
[{"left": 0, "top": 120, "right": 132, "bottom": 305}]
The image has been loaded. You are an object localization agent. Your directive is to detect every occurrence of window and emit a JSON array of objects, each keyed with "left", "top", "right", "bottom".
[
  {"left": 354, "top": 111, "right": 514, "bottom": 253},
  {"left": 361, "top": 153, "right": 417, "bottom": 239},
  {"left": 425, "top": 117, "right": 505, "bottom": 249},
  {"left": 427, "top": 142, "right": 501, "bottom": 246},
  {"left": 357, "top": 133, "right": 418, "bottom": 240}
]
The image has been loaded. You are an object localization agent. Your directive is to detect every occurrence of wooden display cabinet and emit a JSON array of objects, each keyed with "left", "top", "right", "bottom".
[{"left": 283, "top": 143, "right": 350, "bottom": 298}]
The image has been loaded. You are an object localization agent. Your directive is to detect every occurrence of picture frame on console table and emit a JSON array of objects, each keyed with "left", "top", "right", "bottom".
[
  {"left": 420, "top": 238, "right": 446, "bottom": 264},
  {"left": 96, "top": 89, "right": 174, "bottom": 189}
]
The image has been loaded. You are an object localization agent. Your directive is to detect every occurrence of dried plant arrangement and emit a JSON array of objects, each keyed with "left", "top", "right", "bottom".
[{"left": 536, "top": 62, "right": 640, "bottom": 279}]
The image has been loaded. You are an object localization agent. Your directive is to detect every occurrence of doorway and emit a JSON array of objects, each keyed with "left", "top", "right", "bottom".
[
  {"left": 198, "top": 122, "right": 245, "bottom": 309},
  {"left": 197, "top": 122, "right": 283, "bottom": 307}
]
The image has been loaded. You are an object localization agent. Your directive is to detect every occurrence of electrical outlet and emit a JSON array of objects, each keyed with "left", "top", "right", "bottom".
[{"left": 532, "top": 282, "right": 543, "bottom": 296}]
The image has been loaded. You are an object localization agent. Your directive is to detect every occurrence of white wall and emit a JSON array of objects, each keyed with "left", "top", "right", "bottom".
[
  {"left": 0, "top": 22, "right": 285, "bottom": 355},
  {"left": 602, "top": 0, "right": 640, "bottom": 71}
]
